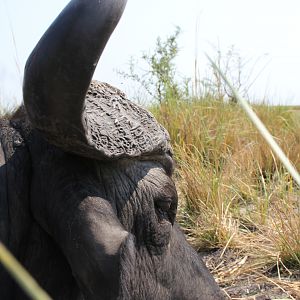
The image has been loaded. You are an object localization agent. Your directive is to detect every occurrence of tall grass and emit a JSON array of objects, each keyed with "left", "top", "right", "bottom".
[{"left": 152, "top": 99, "right": 300, "bottom": 282}]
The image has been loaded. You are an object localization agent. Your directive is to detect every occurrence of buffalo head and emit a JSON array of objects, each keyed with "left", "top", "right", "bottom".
[{"left": 0, "top": 1, "right": 225, "bottom": 299}]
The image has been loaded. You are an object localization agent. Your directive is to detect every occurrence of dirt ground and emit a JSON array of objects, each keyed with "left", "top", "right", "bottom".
[{"left": 201, "top": 250, "right": 300, "bottom": 299}]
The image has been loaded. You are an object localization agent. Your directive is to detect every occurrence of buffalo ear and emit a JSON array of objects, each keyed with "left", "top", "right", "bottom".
[
  {"left": 29, "top": 149, "right": 130, "bottom": 298},
  {"left": 23, "top": 0, "right": 127, "bottom": 150}
]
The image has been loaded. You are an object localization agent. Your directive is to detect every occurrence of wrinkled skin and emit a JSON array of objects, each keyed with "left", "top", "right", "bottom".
[
  {"left": 0, "top": 0, "right": 226, "bottom": 299},
  {"left": 0, "top": 118, "right": 225, "bottom": 299}
]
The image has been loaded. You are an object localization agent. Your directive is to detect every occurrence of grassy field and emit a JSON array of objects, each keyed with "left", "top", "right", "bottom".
[{"left": 152, "top": 99, "right": 300, "bottom": 298}]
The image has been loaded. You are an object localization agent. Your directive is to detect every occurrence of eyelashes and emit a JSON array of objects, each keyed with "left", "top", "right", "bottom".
[{"left": 154, "top": 197, "right": 172, "bottom": 212}]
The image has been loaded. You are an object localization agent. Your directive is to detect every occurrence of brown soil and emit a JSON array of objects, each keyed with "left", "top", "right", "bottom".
[{"left": 201, "top": 249, "right": 300, "bottom": 299}]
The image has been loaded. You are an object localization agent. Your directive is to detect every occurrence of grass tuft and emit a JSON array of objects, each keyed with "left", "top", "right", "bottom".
[{"left": 152, "top": 98, "right": 300, "bottom": 289}]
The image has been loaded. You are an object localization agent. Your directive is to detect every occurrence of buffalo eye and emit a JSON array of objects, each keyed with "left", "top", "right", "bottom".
[
  {"left": 155, "top": 198, "right": 172, "bottom": 212},
  {"left": 154, "top": 196, "right": 176, "bottom": 225}
]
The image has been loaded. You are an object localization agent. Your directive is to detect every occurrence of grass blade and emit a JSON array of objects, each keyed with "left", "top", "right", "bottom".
[
  {"left": 206, "top": 53, "right": 300, "bottom": 187},
  {"left": 0, "top": 242, "right": 52, "bottom": 300}
]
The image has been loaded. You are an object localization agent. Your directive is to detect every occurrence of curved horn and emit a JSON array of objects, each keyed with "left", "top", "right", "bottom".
[{"left": 23, "top": 0, "right": 127, "bottom": 146}]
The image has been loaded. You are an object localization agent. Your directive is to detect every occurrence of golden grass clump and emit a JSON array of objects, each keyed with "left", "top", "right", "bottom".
[{"left": 152, "top": 99, "right": 300, "bottom": 286}]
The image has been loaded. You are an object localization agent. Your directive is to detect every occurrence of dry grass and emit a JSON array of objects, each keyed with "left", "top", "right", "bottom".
[{"left": 152, "top": 99, "right": 300, "bottom": 296}]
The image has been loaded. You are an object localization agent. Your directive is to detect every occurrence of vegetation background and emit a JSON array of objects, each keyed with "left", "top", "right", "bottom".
[{"left": 120, "top": 29, "right": 300, "bottom": 299}]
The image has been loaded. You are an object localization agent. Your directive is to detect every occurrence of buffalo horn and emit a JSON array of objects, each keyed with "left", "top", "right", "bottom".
[{"left": 23, "top": 0, "right": 127, "bottom": 147}]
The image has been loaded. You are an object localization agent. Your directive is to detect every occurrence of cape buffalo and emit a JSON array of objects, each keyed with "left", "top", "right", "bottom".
[{"left": 0, "top": 0, "right": 225, "bottom": 299}]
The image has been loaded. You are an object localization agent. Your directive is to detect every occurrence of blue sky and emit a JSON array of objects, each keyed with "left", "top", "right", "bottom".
[{"left": 1, "top": 0, "right": 300, "bottom": 105}]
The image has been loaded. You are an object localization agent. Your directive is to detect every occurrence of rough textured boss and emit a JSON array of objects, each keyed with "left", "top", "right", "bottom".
[{"left": 0, "top": 1, "right": 225, "bottom": 299}]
